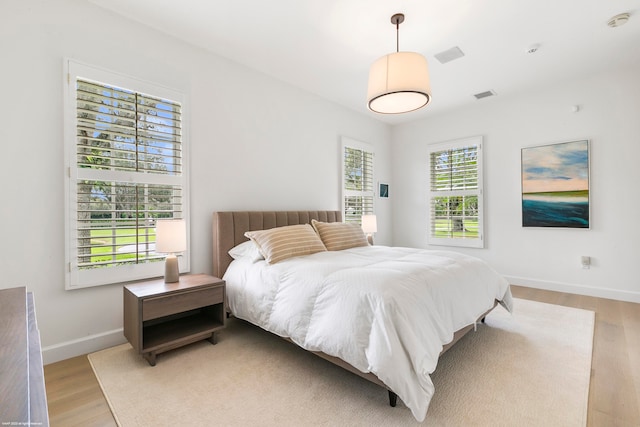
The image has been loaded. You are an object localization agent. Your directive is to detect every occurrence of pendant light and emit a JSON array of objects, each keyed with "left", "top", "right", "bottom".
[{"left": 367, "top": 13, "right": 431, "bottom": 114}]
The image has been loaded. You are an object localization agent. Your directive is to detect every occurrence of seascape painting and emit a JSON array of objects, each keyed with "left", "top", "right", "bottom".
[{"left": 521, "top": 140, "right": 589, "bottom": 228}]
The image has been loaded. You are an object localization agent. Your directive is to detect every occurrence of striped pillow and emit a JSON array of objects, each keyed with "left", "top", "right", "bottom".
[
  {"left": 244, "top": 224, "right": 326, "bottom": 264},
  {"left": 311, "top": 220, "right": 369, "bottom": 251}
]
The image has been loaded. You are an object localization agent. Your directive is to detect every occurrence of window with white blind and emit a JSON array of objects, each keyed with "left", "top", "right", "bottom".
[
  {"left": 64, "top": 60, "right": 189, "bottom": 289},
  {"left": 427, "top": 136, "right": 483, "bottom": 248},
  {"left": 342, "top": 137, "right": 374, "bottom": 224}
]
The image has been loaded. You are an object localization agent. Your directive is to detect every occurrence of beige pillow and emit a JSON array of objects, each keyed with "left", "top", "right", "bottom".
[
  {"left": 244, "top": 224, "right": 326, "bottom": 264},
  {"left": 311, "top": 220, "right": 369, "bottom": 251}
]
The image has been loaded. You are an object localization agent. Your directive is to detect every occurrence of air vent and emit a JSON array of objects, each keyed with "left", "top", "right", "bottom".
[
  {"left": 473, "top": 90, "right": 497, "bottom": 100},
  {"left": 434, "top": 46, "right": 465, "bottom": 64}
]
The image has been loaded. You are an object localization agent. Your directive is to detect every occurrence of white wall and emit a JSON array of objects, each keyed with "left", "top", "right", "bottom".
[
  {"left": 0, "top": 0, "right": 391, "bottom": 363},
  {"left": 392, "top": 66, "right": 640, "bottom": 303},
  {"left": 6, "top": 0, "right": 636, "bottom": 365}
]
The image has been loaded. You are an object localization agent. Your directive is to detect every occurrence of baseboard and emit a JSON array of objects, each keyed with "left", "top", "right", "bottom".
[
  {"left": 504, "top": 275, "right": 640, "bottom": 304},
  {"left": 42, "top": 328, "right": 127, "bottom": 365}
]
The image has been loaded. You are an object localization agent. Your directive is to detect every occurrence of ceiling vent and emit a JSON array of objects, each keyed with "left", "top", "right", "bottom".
[
  {"left": 473, "top": 90, "right": 497, "bottom": 100},
  {"left": 434, "top": 46, "right": 465, "bottom": 64}
]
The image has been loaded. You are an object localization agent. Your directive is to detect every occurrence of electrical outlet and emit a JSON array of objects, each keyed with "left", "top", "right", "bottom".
[{"left": 581, "top": 256, "right": 591, "bottom": 269}]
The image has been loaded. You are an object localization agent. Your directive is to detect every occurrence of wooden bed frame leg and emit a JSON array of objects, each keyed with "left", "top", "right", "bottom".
[{"left": 388, "top": 390, "right": 397, "bottom": 407}]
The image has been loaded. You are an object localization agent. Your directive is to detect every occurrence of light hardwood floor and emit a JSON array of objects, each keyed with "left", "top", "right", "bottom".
[{"left": 44, "top": 285, "right": 640, "bottom": 426}]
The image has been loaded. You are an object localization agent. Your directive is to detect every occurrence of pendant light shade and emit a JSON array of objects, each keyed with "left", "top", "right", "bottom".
[
  {"left": 367, "top": 52, "right": 431, "bottom": 114},
  {"left": 367, "top": 14, "right": 431, "bottom": 114}
]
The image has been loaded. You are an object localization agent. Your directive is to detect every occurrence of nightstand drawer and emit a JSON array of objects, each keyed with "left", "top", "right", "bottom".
[{"left": 142, "top": 286, "right": 223, "bottom": 321}]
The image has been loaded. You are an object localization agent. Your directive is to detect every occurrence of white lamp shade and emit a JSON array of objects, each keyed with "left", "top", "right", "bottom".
[
  {"left": 367, "top": 51, "right": 431, "bottom": 114},
  {"left": 361, "top": 215, "right": 378, "bottom": 234},
  {"left": 155, "top": 219, "right": 187, "bottom": 253}
]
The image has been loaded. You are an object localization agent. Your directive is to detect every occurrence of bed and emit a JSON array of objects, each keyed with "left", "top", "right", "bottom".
[{"left": 212, "top": 210, "right": 512, "bottom": 421}]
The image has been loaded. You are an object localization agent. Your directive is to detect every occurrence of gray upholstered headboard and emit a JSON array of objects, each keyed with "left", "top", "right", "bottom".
[{"left": 212, "top": 210, "right": 342, "bottom": 278}]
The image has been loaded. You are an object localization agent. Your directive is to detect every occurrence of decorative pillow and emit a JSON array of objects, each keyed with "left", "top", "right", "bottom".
[
  {"left": 244, "top": 224, "right": 326, "bottom": 264},
  {"left": 311, "top": 220, "right": 369, "bottom": 251},
  {"left": 228, "top": 240, "right": 264, "bottom": 262}
]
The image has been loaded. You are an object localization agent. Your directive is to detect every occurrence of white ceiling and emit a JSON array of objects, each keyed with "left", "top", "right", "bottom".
[{"left": 89, "top": 0, "right": 640, "bottom": 124}]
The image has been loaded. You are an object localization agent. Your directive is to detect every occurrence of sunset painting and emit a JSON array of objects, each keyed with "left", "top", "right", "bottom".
[{"left": 521, "top": 140, "right": 589, "bottom": 228}]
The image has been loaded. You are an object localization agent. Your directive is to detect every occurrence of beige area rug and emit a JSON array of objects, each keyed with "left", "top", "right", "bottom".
[{"left": 88, "top": 299, "right": 594, "bottom": 426}]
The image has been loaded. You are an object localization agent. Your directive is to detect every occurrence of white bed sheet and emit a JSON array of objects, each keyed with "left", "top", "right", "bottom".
[{"left": 223, "top": 245, "right": 512, "bottom": 421}]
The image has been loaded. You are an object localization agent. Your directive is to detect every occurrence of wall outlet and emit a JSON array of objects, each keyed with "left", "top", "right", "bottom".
[{"left": 581, "top": 256, "right": 591, "bottom": 269}]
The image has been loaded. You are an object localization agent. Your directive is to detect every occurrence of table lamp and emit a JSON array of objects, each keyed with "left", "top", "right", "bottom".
[
  {"left": 155, "top": 219, "right": 187, "bottom": 283},
  {"left": 361, "top": 215, "right": 377, "bottom": 245}
]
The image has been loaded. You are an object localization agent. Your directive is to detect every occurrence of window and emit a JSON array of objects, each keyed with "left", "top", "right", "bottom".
[
  {"left": 342, "top": 137, "right": 374, "bottom": 224},
  {"left": 427, "top": 136, "right": 483, "bottom": 248},
  {"left": 64, "top": 60, "right": 189, "bottom": 289}
]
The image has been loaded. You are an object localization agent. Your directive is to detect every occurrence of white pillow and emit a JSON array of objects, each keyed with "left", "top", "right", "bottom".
[{"left": 228, "top": 240, "right": 264, "bottom": 262}]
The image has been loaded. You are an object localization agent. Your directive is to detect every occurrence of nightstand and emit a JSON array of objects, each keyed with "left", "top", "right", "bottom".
[{"left": 123, "top": 274, "right": 226, "bottom": 366}]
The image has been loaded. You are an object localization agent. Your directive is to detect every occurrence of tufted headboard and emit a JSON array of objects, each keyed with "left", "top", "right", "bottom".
[{"left": 212, "top": 210, "right": 342, "bottom": 278}]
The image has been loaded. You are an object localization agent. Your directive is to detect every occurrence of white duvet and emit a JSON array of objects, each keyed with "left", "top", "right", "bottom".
[{"left": 223, "top": 245, "right": 513, "bottom": 421}]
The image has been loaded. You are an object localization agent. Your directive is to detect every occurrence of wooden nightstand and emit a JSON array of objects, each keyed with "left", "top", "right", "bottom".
[{"left": 123, "top": 274, "right": 226, "bottom": 366}]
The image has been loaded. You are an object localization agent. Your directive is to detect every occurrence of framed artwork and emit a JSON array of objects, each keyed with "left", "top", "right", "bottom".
[
  {"left": 521, "top": 140, "right": 590, "bottom": 228},
  {"left": 379, "top": 183, "right": 389, "bottom": 198}
]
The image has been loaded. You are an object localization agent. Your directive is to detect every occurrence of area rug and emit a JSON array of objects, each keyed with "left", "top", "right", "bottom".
[{"left": 88, "top": 298, "right": 594, "bottom": 426}]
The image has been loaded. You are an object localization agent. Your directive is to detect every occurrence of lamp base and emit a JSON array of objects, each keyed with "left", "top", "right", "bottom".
[
  {"left": 164, "top": 255, "right": 180, "bottom": 283},
  {"left": 367, "top": 234, "right": 374, "bottom": 246}
]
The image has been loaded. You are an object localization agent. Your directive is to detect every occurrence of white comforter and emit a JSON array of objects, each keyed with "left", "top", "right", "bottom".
[{"left": 223, "top": 245, "right": 512, "bottom": 421}]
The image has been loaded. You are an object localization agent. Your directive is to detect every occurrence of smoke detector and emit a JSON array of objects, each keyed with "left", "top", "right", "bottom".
[{"left": 608, "top": 13, "right": 630, "bottom": 28}]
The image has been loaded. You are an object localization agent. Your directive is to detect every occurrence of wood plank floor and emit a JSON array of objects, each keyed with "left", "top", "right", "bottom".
[{"left": 44, "top": 285, "right": 640, "bottom": 426}]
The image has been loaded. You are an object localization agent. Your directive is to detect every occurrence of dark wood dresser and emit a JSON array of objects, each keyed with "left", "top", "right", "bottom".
[{"left": 0, "top": 287, "right": 49, "bottom": 426}]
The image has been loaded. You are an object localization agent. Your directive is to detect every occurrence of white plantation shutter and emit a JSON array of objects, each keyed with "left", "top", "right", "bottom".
[
  {"left": 342, "top": 138, "right": 374, "bottom": 224},
  {"left": 65, "top": 60, "right": 189, "bottom": 289},
  {"left": 427, "top": 136, "right": 483, "bottom": 248}
]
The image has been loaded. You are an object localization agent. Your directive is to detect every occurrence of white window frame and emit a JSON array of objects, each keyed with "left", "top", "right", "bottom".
[
  {"left": 427, "top": 135, "right": 484, "bottom": 248},
  {"left": 64, "top": 59, "right": 190, "bottom": 289},
  {"left": 341, "top": 136, "right": 375, "bottom": 224}
]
